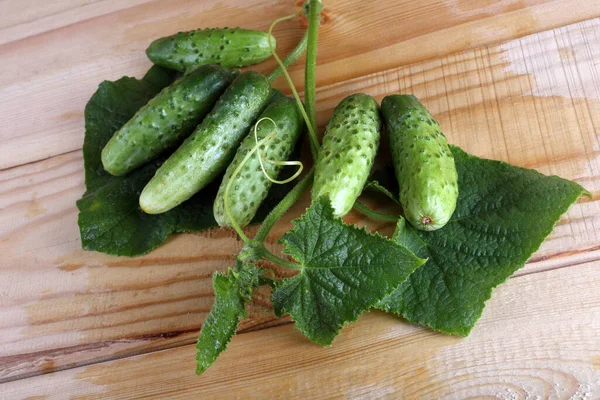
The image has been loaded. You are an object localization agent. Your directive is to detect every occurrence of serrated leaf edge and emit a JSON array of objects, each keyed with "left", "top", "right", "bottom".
[
  {"left": 379, "top": 173, "right": 588, "bottom": 336},
  {"left": 195, "top": 265, "right": 261, "bottom": 375},
  {"left": 274, "top": 196, "right": 426, "bottom": 346}
]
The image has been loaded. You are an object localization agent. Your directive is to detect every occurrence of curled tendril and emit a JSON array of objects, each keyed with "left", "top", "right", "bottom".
[
  {"left": 254, "top": 117, "right": 304, "bottom": 184},
  {"left": 223, "top": 118, "right": 304, "bottom": 241}
]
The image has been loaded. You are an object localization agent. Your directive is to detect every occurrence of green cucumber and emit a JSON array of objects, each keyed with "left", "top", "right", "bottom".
[
  {"left": 213, "top": 96, "right": 304, "bottom": 228},
  {"left": 101, "top": 65, "right": 235, "bottom": 176},
  {"left": 268, "top": 88, "right": 286, "bottom": 103},
  {"left": 139, "top": 71, "right": 272, "bottom": 214},
  {"left": 312, "top": 93, "right": 381, "bottom": 217},
  {"left": 147, "top": 28, "right": 275, "bottom": 72},
  {"left": 381, "top": 94, "right": 458, "bottom": 231}
]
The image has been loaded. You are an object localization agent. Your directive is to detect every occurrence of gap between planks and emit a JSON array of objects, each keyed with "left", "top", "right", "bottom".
[{"left": 0, "top": 148, "right": 81, "bottom": 174}]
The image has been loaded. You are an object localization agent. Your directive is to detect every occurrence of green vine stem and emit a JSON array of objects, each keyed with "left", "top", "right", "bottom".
[
  {"left": 254, "top": 168, "right": 315, "bottom": 243},
  {"left": 234, "top": 0, "right": 322, "bottom": 271},
  {"left": 268, "top": 30, "right": 308, "bottom": 83},
  {"left": 353, "top": 200, "right": 400, "bottom": 223},
  {"left": 251, "top": 0, "right": 322, "bottom": 246},
  {"left": 304, "top": 0, "right": 322, "bottom": 148},
  {"left": 261, "top": 249, "right": 301, "bottom": 270},
  {"left": 266, "top": 4, "right": 320, "bottom": 160}
]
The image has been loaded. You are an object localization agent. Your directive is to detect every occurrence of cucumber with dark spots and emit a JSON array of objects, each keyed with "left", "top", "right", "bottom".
[
  {"left": 312, "top": 93, "right": 381, "bottom": 217},
  {"left": 140, "top": 71, "right": 272, "bottom": 214},
  {"left": 381, "top": 94, "right": 458, "bottom": 231},
  {"left": 101, "top": 65, "right": 235, "bottom": 176},
  {"left": 146, "top": 28, "right": 275, "bottom": 72},
  {"left": 213, "top": 96, "right": 304, "bottom": 227}
]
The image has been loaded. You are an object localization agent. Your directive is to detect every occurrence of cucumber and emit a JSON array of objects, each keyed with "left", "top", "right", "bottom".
[
  {"left": 312, "top": 93, "right": 381, "bottom": 217},
  {"left": 381, "top": 94, "right": 458, "bottom": 231},
  {"left": 268, "top": 88, "right": 286, "bottom": 103},
  {"left": 147, "top": 28, "right": 275, "bottom": 72},
  {"left": 101, "top": 65, "right": 235, "bottom": 176},
  {"left": 139, "top": 71, "right": 272, "bottom": 214},
  {"left": 213, "top": 96, "right": 304, "bottom": 228}
]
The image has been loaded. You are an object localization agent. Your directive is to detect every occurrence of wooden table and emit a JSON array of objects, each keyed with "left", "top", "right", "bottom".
[{"left": 1, "top": 0, "right": 600, "bottom": 398}]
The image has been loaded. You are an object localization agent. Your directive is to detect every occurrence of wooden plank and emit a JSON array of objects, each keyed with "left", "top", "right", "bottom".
[
  {"left": 1, "top": 17, "right": 599, "bottom": 383},
  {"left": 1, "top": 0, "right": 599, "bottom": 169},
  {"left": 4, "top": 260, "right": 600, "bottom": 399},
  {"left": 0, "top": 0, "right": 101, "bottom": 30},
  {"left": 0, "top": 0, "right": 155, "bottom": 45}
]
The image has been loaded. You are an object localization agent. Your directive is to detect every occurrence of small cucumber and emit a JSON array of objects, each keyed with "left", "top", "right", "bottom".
[
  {"left": 213, "top": 96, "right": 304, "bottom": 228},
  {"left": 101, "top": 65, "right": 235, "bottom": 176},
  {"left": 140, "top": 71, "right": 272, "bottom": 214},
  {"left": 381, "top": 94, "right": 458, "bottom": 231},
  {"left": 147, "top": 28, "right": 275, "bottom": 72},
  {"left": 312, "top": 93, "right": 381, "bottom": 217}
]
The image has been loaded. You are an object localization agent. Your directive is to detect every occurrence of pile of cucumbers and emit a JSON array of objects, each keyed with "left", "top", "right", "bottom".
[
  {"left": 101, "top": 19, "right": 458, "bottom": 233},
  {"left": 83, "top": 0, "right": 591, "bottom": 378}
]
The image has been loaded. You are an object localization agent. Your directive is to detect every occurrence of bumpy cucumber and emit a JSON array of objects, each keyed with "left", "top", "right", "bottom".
[
  {"left": 213, "top": 96, "right": 304, "bottom": 227},
  {"left": 312, "top": 93, "right": 381, "bottom": 217},
  {"left": 381, "top": 94, "right": 458, "bottom": 231},
  {"left": 147, "top": 28, "right": 275, "bottom": 72},
  {"left": 101, "top": 65, "right": 235, "bottom": 176},
  {"left": 139, "top": 71, "right": 272, "bottom": 214}
]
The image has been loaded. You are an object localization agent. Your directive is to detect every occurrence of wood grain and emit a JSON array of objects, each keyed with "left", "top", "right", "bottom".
[
  {"left": 0, "top": 0, "right": 155, "bottom": 45},
  {"left": 1, "top": 0, "right": 599, "bottom": 169},
  {"left": 4, "top": 260, "right": 600, "bottom": 399},
  {"left": 1, "top": 16, "right": 599, "bottom": 386}
]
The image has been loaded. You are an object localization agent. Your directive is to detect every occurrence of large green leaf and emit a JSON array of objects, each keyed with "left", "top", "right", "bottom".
[
  {"left": 377, "top": 146, "right": 589, "bottom": 335},
  {"left": 196, "top": 264, "right": 261, "bottom": 375},
  {"left": 272, "top": 197, "right": 426, "bottom": 345}
]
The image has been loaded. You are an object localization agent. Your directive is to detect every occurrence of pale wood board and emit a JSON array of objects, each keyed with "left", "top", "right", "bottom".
[
  {"left": 4, "top": 260, "right": 600, "bottom": 399},
  {"left": 1, "top": 0, "right": 600, "bottom": 169},
  {"left": 0, "top": 0, "right": 599, "bottom": 397}
]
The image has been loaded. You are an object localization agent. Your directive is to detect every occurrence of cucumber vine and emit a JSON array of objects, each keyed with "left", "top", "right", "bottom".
[{"left": 223, "top": 0, "right": 322, "bottom": 268}]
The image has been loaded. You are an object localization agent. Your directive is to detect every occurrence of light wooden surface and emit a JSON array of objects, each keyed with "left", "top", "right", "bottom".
[
  {"left": 5, "top": 261, "right": 600, "bottom": 399},
  {"left": 2, "top": 0, "right": 600, "bottom": 169},
  {"left": 0, "top": 0, "right": 599, "bottom": 398}
]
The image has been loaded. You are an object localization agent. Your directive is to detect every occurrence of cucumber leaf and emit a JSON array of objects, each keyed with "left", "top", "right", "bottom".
[
  {"left": 272, "top": 197, "right": 426, "bottom": 345},
  {"left": 196, "top": 263, "right": 261, "bottom": 375},
  {"left": 77, "top": 66, "right": 292, "bottom": 256},
  {"left": 376, "top": 145, "right": 589, "bottom": 336}
]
